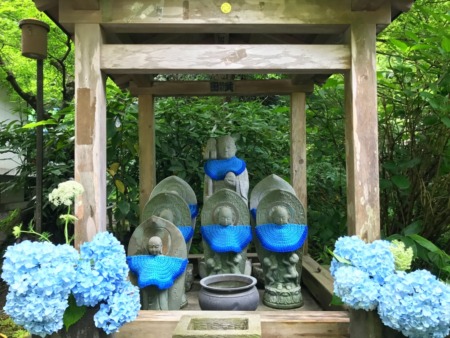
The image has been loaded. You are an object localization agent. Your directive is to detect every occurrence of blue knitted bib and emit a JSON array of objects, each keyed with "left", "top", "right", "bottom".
[
  {"left": 126, "top": 255, "right": 188, "bottom": 290},
  {"left": 201, "top": 225, "right": 252, "bottom": 253},
  {"left": 189, "top": 204, "right": 199, "bottom": 219},
  {"left": 177, "top": 225, "right": 194, "bottom": 243},
  {"left": 255, "top": 223, "right": 308, "bottom": 253},
  {"left": 250, "top": 208, "right": 257, "bottom": 220},
  {"left": 204, "top": 157, "right": 246, "bottom": 180}
]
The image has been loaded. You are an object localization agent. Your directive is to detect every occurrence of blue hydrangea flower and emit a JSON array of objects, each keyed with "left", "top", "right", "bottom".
[
  {"left": 1, "top": 241, "right": 78, "bottom": 337},
  {"left": 330, "top": 236, "right": 366, "bottom": 275},
  {"left": 1, "top": 232, "right": 140, "bottom": 336},
  {"left": 378, "top": 270, "right": 450, "bottom": 338},
  {"left": 333, "top": 265, "right": 380, "bottom": 310},
  {"left": 331, "top": 236, "right": 395, "bottom": 285},
  {"left": 94, "top": 281, "right": 141, "bottom": 334},
  {"left": 72, "top": 232, "right": 130, "bottom": 307}
]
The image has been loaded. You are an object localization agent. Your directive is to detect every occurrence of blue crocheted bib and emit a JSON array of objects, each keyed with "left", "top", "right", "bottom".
[
  {"left": 177, "top": 225, "right": 194, "bottom": 243},
  {"left": 127, "top": 255, "right": 188, "bottom": 290},
  {"left": 189, "top": 204, "right": 199, "bottom": 219},
  {"left": 250, "top": 208, "right": 257, "bottom": 220},
  {"left": 255, "top": 223, "right": 308, "bottom": 253},
  {"left": 204, "top": 157, "right": 246, "bottom": 180},
  {"left": 201, "top": 225, "right": 252, "bottom": 253}
]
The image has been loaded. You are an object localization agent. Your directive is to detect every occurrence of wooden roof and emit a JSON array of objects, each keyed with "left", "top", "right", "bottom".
[{"left": 34, "top": 0, "right": 413, "bottom": 92}]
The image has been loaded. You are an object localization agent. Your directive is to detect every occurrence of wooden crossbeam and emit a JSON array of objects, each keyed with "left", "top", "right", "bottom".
[
  {"left": 116, "top": 310, "right": 350, "bottom": 338},
  {"left": 102, "top": 44, "right": 350, "bottom": 75},
  {"left": 129, "top": 80, "right": 314, "bottom": 97},
  {"left": 351, "top": 0, "right": 388, "bottom": 11}
]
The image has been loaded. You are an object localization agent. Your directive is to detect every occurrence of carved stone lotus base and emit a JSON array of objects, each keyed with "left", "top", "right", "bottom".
[{"left": 262, "top": 285, "right": 303, "bottom": 309}]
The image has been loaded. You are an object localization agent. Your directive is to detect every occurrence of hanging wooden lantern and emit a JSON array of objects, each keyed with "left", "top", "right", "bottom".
[{"left": 19, "top": 19, "right": 49, "bottom": 60}]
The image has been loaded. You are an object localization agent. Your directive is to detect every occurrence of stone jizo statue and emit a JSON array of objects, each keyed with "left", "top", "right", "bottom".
[
  {"left": 252, "top": 185, "right": 307, "bottom": 309},
  {"left": 127, "top": 216, "right": 188, "bottom": 310},
  {"left": 203, "top": 135, "right": 249, "bottom": 205},
  {"left": 200, "top": 189, "right": 251, "bottom": 276}
]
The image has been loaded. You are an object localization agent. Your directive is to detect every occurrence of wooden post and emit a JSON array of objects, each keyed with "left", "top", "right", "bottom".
[
  {"left": 344, "top": 23, "right": 380, "bottom": 243},
  {"left": 345, "top": 22, "right": 381, "bottom": 338},
  {"left": 138, "top": 94, "right": 156, "bottom": 217},
  {"left": 290, "top": 92, "right": 308, "bottom": 253},
  {"left": 74, "top": 24, "right": 107, "bottom": 248}
]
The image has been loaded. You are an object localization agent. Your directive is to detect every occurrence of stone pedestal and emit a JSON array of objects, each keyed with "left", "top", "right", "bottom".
[{"left": 172, "top": 314, "right": 261, "bottom": 338}]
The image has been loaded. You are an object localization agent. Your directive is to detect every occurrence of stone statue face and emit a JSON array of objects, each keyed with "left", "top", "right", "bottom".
[
  {"left": 271, "top": 206, "right": 289, "bottom": 225},
  {"left": 216, "top": 206, "right": 234, "bottom": 226},
  {"left": 148, "top": 236, "right": 163, "bottom": 255},
  {"left": 158, "top": 208, "right": 174, "bottom": 223},
  {"left": 217, "top": 136, "right": 237, "bottom": 159}
]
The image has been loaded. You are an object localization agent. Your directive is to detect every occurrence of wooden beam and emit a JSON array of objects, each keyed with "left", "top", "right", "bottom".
[
  {"left": 129, "top": 80, "right": 314, "bottom": 97},
  {"left": 101, "top": 44, "right": 350, "bottom": 75},
  {"left": 392, "top": 0, "right": 414, "bottom": 12},
  {"left": 351, "top": 0, "right": 388, "bottom": 11},
  {"left": 99, "top": 0, "right": 391, "bottom": 27},
  {"left": 73, "top": 0, "right": 99, "bottom": 10},
  {"left": 116, "top": 310, "right": 350, "bottom": 338},
  {"left": 59, "top": 0, "right": 101, "bottom": 24},
  {"left": 74, "top": 24, "right": 107, "bottom": 248},
  {"left": 290, "top": 92, "right": 308, "bottom": 253},
  {"left": 302, "top": 255, "right": 347, "bottom": 311},
  {"left": 344, "top": 24, "right": 380, "bottom": 243},
  {"left": 33, "top": 0, "right": 57, "bottom": 11},
  {"left": 138, "top": 94, "right": 156, "bottom": 217}
]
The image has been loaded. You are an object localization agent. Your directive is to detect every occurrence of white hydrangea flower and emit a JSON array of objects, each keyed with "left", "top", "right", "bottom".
[{"left": 49, "top": 181, "right": 84, "bottom": 207}]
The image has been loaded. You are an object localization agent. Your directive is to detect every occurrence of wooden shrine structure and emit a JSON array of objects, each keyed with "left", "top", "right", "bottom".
[{"left": 33, "top": 0, "right": 414, "bottom": 337}]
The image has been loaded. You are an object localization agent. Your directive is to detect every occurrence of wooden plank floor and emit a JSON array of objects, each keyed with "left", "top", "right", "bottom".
[{"left": 116, "top": 278, "right": 350, "bottom": 338}]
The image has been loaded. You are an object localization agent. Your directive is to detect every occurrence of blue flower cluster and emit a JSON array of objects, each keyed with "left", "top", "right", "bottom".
[
  {"left": 94, "top": 281, "right": 141, "bottom": 334},
  {"left": 378, "top": 270, "right": 450, "bottom": 338},
  {"left": 2, "top": 241, "right": 79, "bottom": 337},
  {"left": 72, "top": 232, "right": 130, "bottom": 306},
  {"left": 1, "top": 232, "right": 141, "bottom": 337},
  {"left": 330, "top": 236, "right": 395, "bottom": 310},
  {"left": 331, "top": 236, "right": 450, "bottom": 338}
]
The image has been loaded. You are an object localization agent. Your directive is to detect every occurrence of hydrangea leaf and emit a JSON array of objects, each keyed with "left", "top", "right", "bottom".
[
  {"left": 63, "top": 294, "right": 87, "bottom": 331},
  {"left": 330, "top": 293, "right": 344, "bottom": 306}
]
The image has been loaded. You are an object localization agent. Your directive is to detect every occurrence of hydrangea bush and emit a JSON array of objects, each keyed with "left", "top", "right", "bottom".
[
  {"left": 2, "top": 232, "right": 141, "bottom": 337},
  {"left": 1, "top": 181, "right": 141, "bottom": 337},
  {"left": 331, "top": 236, "right": 450, "bottom": 338}
]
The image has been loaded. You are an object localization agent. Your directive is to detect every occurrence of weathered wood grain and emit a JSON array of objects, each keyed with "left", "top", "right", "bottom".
[
  {"left": 74, "top": 24, "right": 107, "bottom": 248},
  {"left": 290, "top": 92, "right": 308, "bottom": 253},
  {"left": 138, "top": 94, "right": 156, "bottom": 216},
  {"left": 101, "top": 44, "right": 351, "bottom": 74},
  {"left": 129, "top": 80, "right": 314, "bottom": 97},
  {"left": 116, "top": 310, "right": 350, "bottom": 338}
]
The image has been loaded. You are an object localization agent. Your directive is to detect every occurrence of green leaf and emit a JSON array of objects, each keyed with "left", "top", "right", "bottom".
[
  {"left": 63, "top": 294, "right": 86, "bottom": 331},
  {"left": 118, "top": 200, "right": 130, "bottom": 216},
  {"left": 330, "top": 293, "right": 345, "bottom": 306},
  {"left": 391, "top": 175, "right": 410, "bottom": 190},
  {"left": 441, "top": 36, "right": 450, "bottom": 53},
  {"left": 441, "top": 116, "right": 450, "bottom": 128},
  {"left": 114, "top": 179, "right": 125, "bottom": 193},
  {"left": 407, "top": 234, "right": 442, "bottom": 254},
  {"left": 389, "top": 38, "right": 409, "bottom": 52},
  {"left": 22, "top": 119, "right": 57, "bottom": 129},
  {"left": 402, "top": 221, "right": 423, "bottom": 236}
]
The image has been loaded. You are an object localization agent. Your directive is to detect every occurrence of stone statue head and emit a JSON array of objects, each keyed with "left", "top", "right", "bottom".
[
  {"left": 269, "top": 205, "right": 290, "bottom": 225},
  {"left": 158, "top": 208, "right": 175, "bottom": 224},
  {"left": 214, "top": 205, "right": 235, "bottom": 226},
  {"left": 217, "top": 135, "right": 237, "bottom": 159},
  {"left": 147, "top": 236, "right": 163, "bottom": 255}
]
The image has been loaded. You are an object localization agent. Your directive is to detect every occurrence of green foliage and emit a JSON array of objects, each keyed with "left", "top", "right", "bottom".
[
  {"left": 0, "top": 314, "right": 29, "bottom": 338},
  {"left": 388, "top": 232, "right": 450, "bottom": 282},
  {"left": 377, "top": 0, "right": 450, "bottom": 253},
  {"left": 63, "top": 295, "right": 87, "bottom": 331}
]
